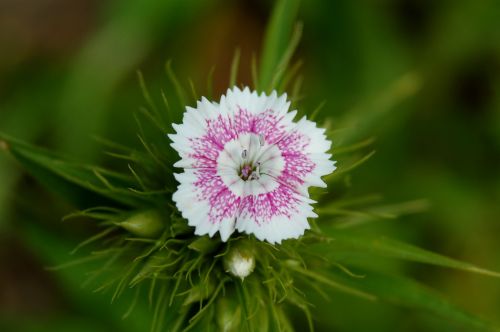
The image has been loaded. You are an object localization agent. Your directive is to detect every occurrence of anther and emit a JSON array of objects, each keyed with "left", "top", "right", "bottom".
[
  {"left": 251, "top": 162, "right": 261, "bottom": 180},
  {"left": 259, "top": 134, "right": 265, "bottom": 146}
]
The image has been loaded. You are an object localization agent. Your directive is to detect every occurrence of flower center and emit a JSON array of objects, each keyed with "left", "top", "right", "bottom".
[
  {"left": 216, "top": 132, "right": 285, "bottom": 197},
  {"left": 238, "top": 135, "right": 265, "bottom": 181},
  {"left": 239, "top": 162, "right": 261, "bottom": 181}
]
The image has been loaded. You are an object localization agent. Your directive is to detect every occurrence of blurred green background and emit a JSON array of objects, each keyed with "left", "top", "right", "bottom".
[{"left": 0, "top": 0, "right": 499, "bottom": 331}]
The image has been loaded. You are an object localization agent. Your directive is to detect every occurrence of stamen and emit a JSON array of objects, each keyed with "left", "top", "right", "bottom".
[
  {"left": 259, "top": 134, "right": 265, "bottom": 146},
  {"left": 250, "top": 162, "right": 261, "bottom": 180}
]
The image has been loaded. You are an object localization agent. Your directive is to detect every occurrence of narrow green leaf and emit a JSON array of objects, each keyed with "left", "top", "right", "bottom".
[
  {"left": 317, "top": 199, "right": 430, "bottom": 228},
  {"left": 160, "top": 88, "right": 174, "bottom": 127},
  {"left": 0, "top": 133, "right": 144, "bottom": 208},
  {"left": 165, "top": 60, "right": 188, "bottom": 121},
  {"left": 268, "top": 22, "right": 303, "bottom": 92},
  {"left": 278, "top": 59, "right": 303, "bottom": 93},
  {"left": 71, "top": 226, "right": 118, "bottom": 254},
  {"left": 251, "top": 53, "right": 259, "bottom": 90},
  {"left": 206, "top": 65, "right": 215, "bottom": 100},
  {"left": 308, "top": 100, "right": 325, "bottom": 122},
  {"left": 229, "top": 48, "right": 241, "bottom": 87},
  {"left": 259, "top": 0, "right": 300, "bottom": 90},
  {"left": 333, "top": 137, "right": 376, "bottom": 155},
  {"left": 137, "top": 70, "right": 161, "bottom": 122},
  {"left": 326, "top": 150, "right": 376, "bottom": 181},
  {"left": 188, "top": 78, "right": 198, "bottom": 102},
  {"left": 336, "top": 72, "right": 421, "bottom": 145},
  {"left": 18, "top": 218, "right": 152, "bottom": 332},
  {"left": 330, "top": 267, "right": 500, "bottom": 331},
  {"left": 289, "top": 74, "right": 303, "bottom": 108},
  {"left": 288, "top": 263, "right": 377, "bottom": 301},
  {"left": 319, "top": 230, "right": 500, "bottom": 278}
]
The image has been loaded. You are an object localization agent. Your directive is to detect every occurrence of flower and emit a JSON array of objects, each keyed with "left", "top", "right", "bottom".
[{"left": 169, "top": 87, "right": 335, "bottom": 244}]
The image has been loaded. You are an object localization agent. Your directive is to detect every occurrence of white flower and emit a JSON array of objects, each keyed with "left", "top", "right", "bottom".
[{"left": 169, "top": 87, "right": 335, "bottom": 244}]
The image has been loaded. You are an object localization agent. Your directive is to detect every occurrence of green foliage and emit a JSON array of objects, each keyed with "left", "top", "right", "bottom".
[
  {"left": 1, "top": 0, "right": 499, "bottom": 331},
  {"left": 319, "top": 230, "right": 500, "bottom": 278},
  {"left": 0, "top": 133, "right": 142, "bottom": 208},
  {"left": 2, "top": 69, "right": 499, "bottom": 329},
  {"left": 259, "top": 0, "right": 301, "bottom": 92},
  {"left": 329, "top": 268, "right": 500, "bottom": 332}
]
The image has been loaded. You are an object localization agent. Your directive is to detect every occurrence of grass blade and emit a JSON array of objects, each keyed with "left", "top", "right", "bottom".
[
  {"left": 259, "top": 0, "right": 300, "bottom": 90},
  {"left": 330, "top": 267, "right": 500, "bottom": 331},
  {"left": 319, "top": 230, "right": 500, "bottom": 278}
]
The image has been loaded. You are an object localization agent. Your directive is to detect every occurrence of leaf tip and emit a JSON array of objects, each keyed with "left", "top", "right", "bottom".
[
  {"left": 470, "top": 266, "right": 500, "bottom": 278},
  {"left": 0, "top": 139, "right": 9, "bottom": 152}
]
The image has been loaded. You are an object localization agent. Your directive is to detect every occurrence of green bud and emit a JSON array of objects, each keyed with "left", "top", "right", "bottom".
[
  {"left": 216, "top": 296, "right": 241, "bottom": 332},
  {"left": 0, "top": 140, "right": 9, "bottom": 151},
  {"left": 223, "top": 241, "right": 255, "bottom": 280},
  {"left": 183, "top": 279, "right": 215, "bottom": 306},
  {"left": 284, "top": 259, "right": 301, "bottom": 269},
  {"left": 188, "top": 236, "right": 220, "bottom": 254},
  {"left": 130, "top": 250, "right": 170, "bottom": 285},
  {"left": 119, "top": 209, "right": 164, "bottom": 238}
]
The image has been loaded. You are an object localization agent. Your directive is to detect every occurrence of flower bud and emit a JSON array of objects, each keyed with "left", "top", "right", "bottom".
[
  {"left": 223, "top": 242, "right": 255, "bottom": 280},
  {"left": 0, "top": 140, "right": 9, "bottom": 151},
  {"left": 119, "top": 209, "right": 164, "bottom": 238},
  {"left": 188, "top": 236, "right": 220, "bottom": 254},
  {"left": 131, "top": 250, "right": 170, "bottom": 285},
  {"left": 216, "top": 296, "right": 241, "bottom": 332},
  {"left": 183, "top": 279, "right": 215, "bottom": 306}
]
